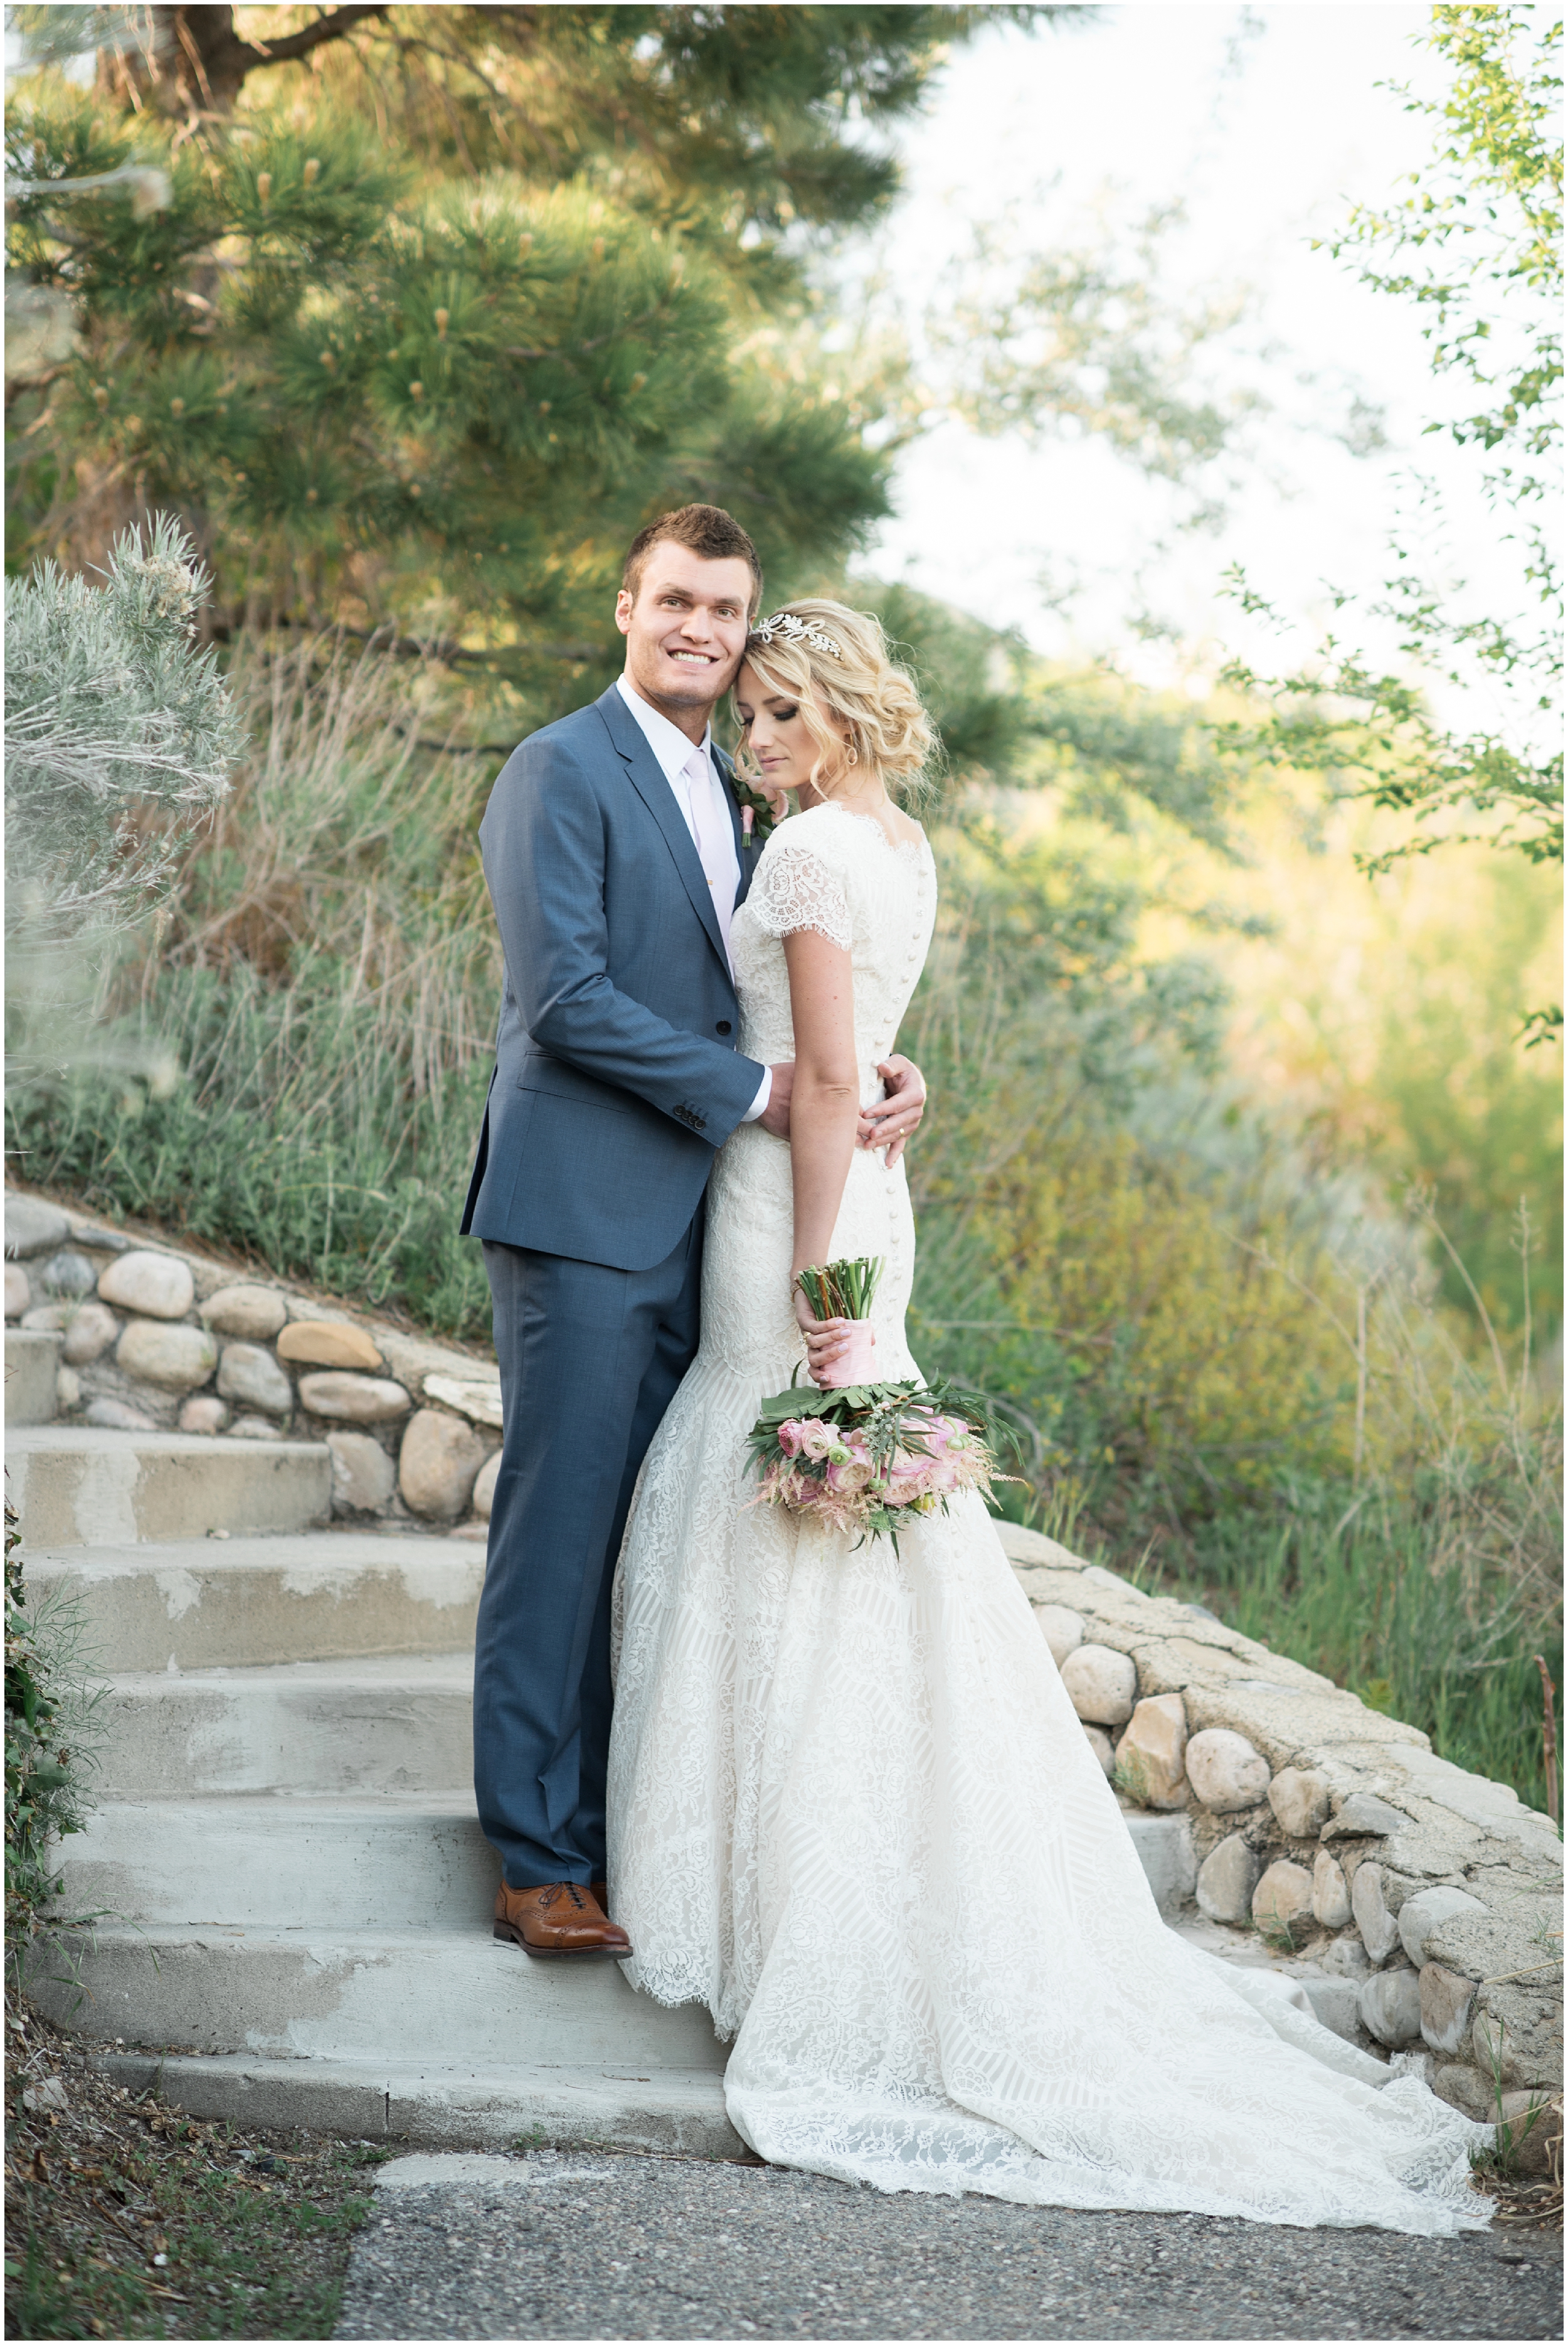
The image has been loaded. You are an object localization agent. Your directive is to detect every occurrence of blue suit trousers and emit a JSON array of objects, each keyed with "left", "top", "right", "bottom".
[{"left": 474, "top": 1217, "right": 704, "bottom": 1886}]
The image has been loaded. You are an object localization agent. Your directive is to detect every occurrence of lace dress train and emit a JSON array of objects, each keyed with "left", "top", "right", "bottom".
[{"left": 607, "top": 803, "right": 1488, "bottom": 2233}]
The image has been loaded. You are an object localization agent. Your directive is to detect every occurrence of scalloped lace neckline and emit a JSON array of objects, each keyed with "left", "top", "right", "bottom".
[{"left": 816, "top": 804, "right": 931, "bottom": 864}]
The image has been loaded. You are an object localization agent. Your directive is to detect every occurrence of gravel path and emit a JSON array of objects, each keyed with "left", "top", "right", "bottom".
[{"left": 332, "top": 2150, "right": 1560, "bottom": 2341}]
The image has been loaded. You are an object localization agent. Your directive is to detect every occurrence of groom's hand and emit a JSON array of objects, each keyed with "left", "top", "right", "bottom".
[
  {"left": 859, "top": 1056, "right": 926, "bottom": 1167},
  {"left": 759, "top": 1061, "right": 795, "bottom": 1139}
]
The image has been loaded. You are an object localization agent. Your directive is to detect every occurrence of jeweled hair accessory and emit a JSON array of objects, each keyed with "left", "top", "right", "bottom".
[{"left": 753, "top": 609, "right": 843, "bottom": 659}]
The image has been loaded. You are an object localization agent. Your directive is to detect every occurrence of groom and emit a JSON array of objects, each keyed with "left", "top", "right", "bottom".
[{"left": 462, "top": 504, "right": 926, "bottom": 1958}]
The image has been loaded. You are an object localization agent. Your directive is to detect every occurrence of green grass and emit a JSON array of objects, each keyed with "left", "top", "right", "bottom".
[
  {"left": 1168, "top": 1478, "right": 1563, "bottom": 1816},
  {"left": 5, "top": 2100, "right": 385, "bottom": 2340},
  {"left": 8, "top": 963, "right": 494, "bottom": 1342}
]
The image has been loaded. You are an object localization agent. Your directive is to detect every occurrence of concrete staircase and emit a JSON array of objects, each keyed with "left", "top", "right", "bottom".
[{"left": 11, "top": 1391, "right": 1202, "bottom": 2152}]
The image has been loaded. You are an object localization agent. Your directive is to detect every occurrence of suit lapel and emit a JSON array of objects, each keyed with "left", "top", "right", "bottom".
[{"left": 594, "top": 687, "right": 730, "bottom": 972}]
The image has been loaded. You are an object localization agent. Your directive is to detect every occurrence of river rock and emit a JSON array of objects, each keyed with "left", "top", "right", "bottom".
[
  {"left": 1321, "top": 1792, "right": 1408, "bottom": 1842},
  {"left": 328, "top": 1431, "right": 396, "bottom": 1514},
  {"left": 217, "top": 1343, "right": 294, "bottom": 1419},
  {"left": 1419, "top": 1962, "right": 1478, "bottom": 2056},
  {"left": 422, "top": 1373, "right": 504, "bottom": 1428},
  {"left": 230, "top": 1413, "right": 286, "bottom": 1440},
  {"left": 62, "top": 1301, "right": 117, "bottom": 1365},
  {"left": 1432, "top": 2063, "right": 1491, "bottom": 2122},
  {"left": 278, "top": 1319, "right": 383, "bottom": 1372},
  {"left": 1351, "top": 1861, "right": 1403, "bottom": 1962},
  {"left": 1058, "top": 1642, "right": 1136, "bottom": 1727},
  {"left": 1185, "top": 1727, "right": 1269, "bottom": 1812},
  {"left": 1359, "top": 1967, "right": 1423, "bottom": 2048},
  {"left": 1319, "top": 1934, "right": 1370, "bottom": 1979},
  {"left": 178, "top": 1395, "right": 229, "bottom": 1435},
  {"left": 40, "top": 1248, "right": 97, "bottom": 1297},
  {"left": 22, "top": 1305, "right": 66, "bottom": 1331},
  {"left": 4, "top": 1263, "right": 29, "bottom": 1318},
  {"left": 85, "top": 1396, "right": 158, "bottom": 1431},
  {"left": 1252, "top": 1859, "right": 1314, "bottom": 1942},
  {"left": 56, "top": 1366, "right": 81, "bottom": 1413},
  {"left": 398, "top": 1408, "right": 487, "bottom": 1519},
  {"left": 1268, "top": 1765, "right": 1331, "bottom": 1840},
  {"left": 299, "top": 1371, "right": 411, "bottom": 1425},
  {"left": 97, "top": 1250, "right": 194, "bottom": 1321},
  {"left": 117, "top": 1319, "right": 218, "bottom": 1393},
  {"left": 471, "top": 1450, "right": 502, "bottom": 1520},
  {"left": 1081, "top": 1723, "right": 1115, "bottom": 1777},
  {"left": 202, "top": 1284, "right": 288, "bottom": 1340},
  {"left": 1311, "top": 1849, "right": 1353, "bottom": 1928},
  {"left": 1113, "top": 1693, "right": 1189, "bottom": 1808},
  {"left": 1397, "top": 1885, "right": 1486, "bottom": 1967},
  {"left": 1033, "top": 1604, "right": 1085, "bottom": 1666},
  {"left": 5, "top": 1198, "right": 70, "bottom": 1258},
  {"left": 1195, "top": 1832, "right": 1261, "bottom": 1925}
]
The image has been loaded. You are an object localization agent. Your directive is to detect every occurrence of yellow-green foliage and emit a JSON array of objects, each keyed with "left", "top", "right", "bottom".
[{"left": 967, "top": 1124, "right": 1358, "bottom": 1501}]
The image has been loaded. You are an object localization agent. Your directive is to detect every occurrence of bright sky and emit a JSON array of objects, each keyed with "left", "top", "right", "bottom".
[{"left": 847, "top": 0, "right": 1516, "bottom": 688}]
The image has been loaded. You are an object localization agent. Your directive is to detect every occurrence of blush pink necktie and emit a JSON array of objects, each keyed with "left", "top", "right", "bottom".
[{"left": 683, "top": 747, "right": 734, "bottom": 966}]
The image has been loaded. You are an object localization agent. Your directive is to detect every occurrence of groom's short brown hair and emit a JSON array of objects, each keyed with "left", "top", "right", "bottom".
[{"left": 622, "top": 504, "right": 763, "bottom": 618}]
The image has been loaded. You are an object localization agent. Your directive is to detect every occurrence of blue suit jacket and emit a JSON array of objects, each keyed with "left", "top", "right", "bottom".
[{"left": 460, "top": 684, "right": 765, "bottom": 1271}]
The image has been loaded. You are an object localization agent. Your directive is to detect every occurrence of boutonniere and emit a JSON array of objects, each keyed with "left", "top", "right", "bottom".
[{"left": 726, "top": 767, "right": 780, "bottom": 854}]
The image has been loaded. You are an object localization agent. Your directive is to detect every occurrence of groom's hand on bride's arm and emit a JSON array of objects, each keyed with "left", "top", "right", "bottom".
[{"left": 860, "top": 1056, "right": 926, "bottom": 1167}]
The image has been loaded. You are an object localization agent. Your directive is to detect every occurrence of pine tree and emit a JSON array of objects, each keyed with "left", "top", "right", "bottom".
[{"left": 6, "top": 6, "right": 1062, "bottom": 703}]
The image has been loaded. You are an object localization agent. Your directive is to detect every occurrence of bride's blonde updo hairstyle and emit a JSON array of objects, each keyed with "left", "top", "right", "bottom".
[{"left": 733, "top": 598, "right": 935, "bottom": 800}]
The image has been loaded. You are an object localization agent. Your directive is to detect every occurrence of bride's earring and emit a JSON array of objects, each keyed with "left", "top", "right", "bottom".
[{"left": 845, "top": 738, "right": 859, "bottom": 768}]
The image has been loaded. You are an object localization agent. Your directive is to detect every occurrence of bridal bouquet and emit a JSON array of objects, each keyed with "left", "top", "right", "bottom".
[{"left": 745, "top": 1257, "right": 1016, "bottom": 1548}]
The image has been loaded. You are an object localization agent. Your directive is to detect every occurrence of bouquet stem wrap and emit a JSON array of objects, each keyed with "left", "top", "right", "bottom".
[{"left": 797, "top": 1254, "right": 882, "bottom": 1389}]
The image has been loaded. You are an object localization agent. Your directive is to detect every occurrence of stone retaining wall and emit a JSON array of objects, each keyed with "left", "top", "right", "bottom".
[
  {"left": 1003, "top": 1524, "right": 1562, "bottom": 2149},
  {"left": 8, "top": 1185, "right": 1561, "bottom": 2151},
  {"left": 5, "top": 1192, "right": 502, "bottom": 1533}
]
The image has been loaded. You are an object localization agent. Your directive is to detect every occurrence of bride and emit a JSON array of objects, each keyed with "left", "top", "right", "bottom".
[{"left": 605, "top": 599, "right": 1487, "bottom": 2233}]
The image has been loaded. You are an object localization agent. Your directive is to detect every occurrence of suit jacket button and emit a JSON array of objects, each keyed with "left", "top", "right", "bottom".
[{"left": 716, "top": 1020, "right": 732, "bottom": 1035}]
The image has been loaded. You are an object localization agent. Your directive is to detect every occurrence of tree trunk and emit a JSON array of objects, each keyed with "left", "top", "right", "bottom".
[{"left": 97, "top": 6, "right": 388, "bottom": 120}]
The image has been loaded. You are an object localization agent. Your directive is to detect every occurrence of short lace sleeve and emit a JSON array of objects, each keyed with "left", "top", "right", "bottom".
[{"left": 746, "top": 836, "right": 853, "bottom": 950}]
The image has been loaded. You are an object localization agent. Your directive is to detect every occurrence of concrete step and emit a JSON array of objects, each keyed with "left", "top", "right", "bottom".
[
  {"left": 26, "top": 1926, "right": 729, "bottom": 2076},
  {"left": 25, "top": 1536, "right": 482, "bottom": 1670},
  {"left": 58, "top": 1795, "right": 495, "bottom": 1930},
  {"left": 63, "top": 1792, "right": 1199, "bottom": 1932},
  {"left": 87, "top": 2050, "right": 740, "bottom": 2156},
  {"left": 95, "top": 1657, "right": 474, "bottom": 1796},
  {"left": 1121, "top": 1809, "right": 1196, "bottom": 1920},
  {"left": 6, "top": 1327, "right": 61, "bottom": 1424},
  {"left": 8, "top": 1425, "right": 332, "bottom": 1546}
]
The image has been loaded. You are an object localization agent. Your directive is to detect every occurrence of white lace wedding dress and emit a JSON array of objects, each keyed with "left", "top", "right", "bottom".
[{"left": 607, "top": 801, "right": 1486, "bottom": 2233}]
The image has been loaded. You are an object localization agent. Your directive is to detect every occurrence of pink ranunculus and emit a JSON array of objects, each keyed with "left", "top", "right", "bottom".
[
  {"left": 775, "top": 1420, "right": 807, "bottom": 1458},
  {"left": 826, "top": 1454, "right": 875, "bottom": 1495},
  {"left": 797, "top": 1419, "right": 842, "bottom": 1463},
  {"left": 882, "top": 1449, "right": 933, "bottom": 1506}
]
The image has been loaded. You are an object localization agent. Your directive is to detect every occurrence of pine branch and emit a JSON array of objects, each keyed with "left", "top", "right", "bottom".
[{"left": 237, "top": 6, "right": 391, "bottom": 74}]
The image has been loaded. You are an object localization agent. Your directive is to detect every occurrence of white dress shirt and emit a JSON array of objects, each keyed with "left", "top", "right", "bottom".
[{"left": 615, "top": 675, "right": 771, "bottom": 1123}]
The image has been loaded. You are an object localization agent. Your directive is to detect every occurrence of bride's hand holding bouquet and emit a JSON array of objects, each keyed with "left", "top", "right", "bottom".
[
  {"left": 793, "top": 1255, "right": 877, "bottom": 1387},
  {"left": 753, "top": 1257, "right": 1018, "bottom": 1550}
]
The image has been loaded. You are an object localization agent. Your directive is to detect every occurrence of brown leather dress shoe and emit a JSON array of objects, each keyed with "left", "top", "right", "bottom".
[
  {"left": 591, "top": 1878, "right": 609, "bottom": 1914},
  {"left": 493, "top": 1881, "right": 632, "bottom": 1960}
]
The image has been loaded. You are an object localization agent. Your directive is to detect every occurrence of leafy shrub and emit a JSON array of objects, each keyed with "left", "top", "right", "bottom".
[{"left": 4, "top": 1508, "right": 103, "bottom": 1976}]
